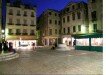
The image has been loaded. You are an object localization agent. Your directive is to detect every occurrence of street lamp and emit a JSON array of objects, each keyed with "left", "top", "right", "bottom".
[{"left": 2, "top": 29, "right": 5, "bottom": 41}]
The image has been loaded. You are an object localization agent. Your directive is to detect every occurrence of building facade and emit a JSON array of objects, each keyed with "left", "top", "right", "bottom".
[
  {"left": 37, "top": 9, "right": 61, "bottom": 46},
  {"left": 5, "top": 1, "right": 37, "bottom": 48},
  {"left": 72, "top": 0, "right": 103, "bottom": 52},
  {"left": 0, "top": 0, "right": 2, "bottom": 41},
  {"left": 88, "top": 0, "right": 103, "bottom": 33},
  {"left": 60, "top": 1, "right": 88, "bottom": 46}
]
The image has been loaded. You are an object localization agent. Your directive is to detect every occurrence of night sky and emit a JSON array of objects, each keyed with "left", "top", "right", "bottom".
[
  {"left": 22, "top": 0, "right": 88, "bottom": 17},
  {"left": 2, "top": 0, "right": 88, "bottom": 26}
]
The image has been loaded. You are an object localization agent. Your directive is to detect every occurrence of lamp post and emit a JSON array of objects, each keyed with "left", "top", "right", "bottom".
[{"left": 1, "top": 29, "right": 5, "bottom": 54}]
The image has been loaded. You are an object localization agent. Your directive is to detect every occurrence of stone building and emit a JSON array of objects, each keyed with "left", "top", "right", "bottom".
[
  {"left": 60, "top": 1, "right": 88, "bottom": 46},
  {"left": 37, "top": 9, "right": 61, "bottom": 46},
  {"left": 5, "top": 0, "right": 37, "bottom": 48},
  {"left": 0, "top": 0, "right": 2, "bottom": 41},
  {"left": 88, "top": 0, "right": 103, "bottom": 33}
]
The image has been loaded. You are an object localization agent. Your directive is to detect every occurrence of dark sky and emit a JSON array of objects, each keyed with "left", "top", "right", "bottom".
[
  {"left": 2, "top": 0, "right": 88, "bottom": 26},
  {"left": 21, "top": 0, "right": 88, "bottom": 17}
]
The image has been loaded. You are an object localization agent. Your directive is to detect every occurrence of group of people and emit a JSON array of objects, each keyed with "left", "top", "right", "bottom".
[
  {"left": 0, "top": 41, "right": 16, "bottom": 54},
  {"left": 51, "top": 42, "right": 57, "bottom": 50}
]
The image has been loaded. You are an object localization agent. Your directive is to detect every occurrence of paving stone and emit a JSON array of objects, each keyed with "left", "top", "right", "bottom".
[{"left": 0, "top": 49, "right": 102, "bottom": 75}]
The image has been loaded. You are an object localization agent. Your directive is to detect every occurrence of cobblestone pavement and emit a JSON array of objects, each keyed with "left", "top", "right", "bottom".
[{"left": 0, "top": 49, "right": 102, "bottom": 75}]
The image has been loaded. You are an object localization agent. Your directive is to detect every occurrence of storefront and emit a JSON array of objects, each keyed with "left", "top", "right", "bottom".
[
  {"left": 7, "top": 40, "right": 37, "bottom": 49},
  {"left": 62, "top": 35, "right": 74, "bottom": 46},
  {"left": 72, "top": 33, "right": 103, "bottom": 52}
]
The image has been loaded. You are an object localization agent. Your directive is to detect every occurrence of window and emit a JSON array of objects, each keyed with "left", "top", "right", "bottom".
[
  {"left": 17, "top": 10, "right": 20, "bottom": 16},
  {"left": 77, "top": 12, "right": 81, "bottom": 19},
  {"left": 8, "top": 29, "right": 13, "bottom": 35},
  {"left": 67, "top": 27, "right": 70, "bottom": 33},
  {"left": 49, "top": 20, "right": 52, "bottom": 24},
  {"left": 66, "top": 8, "right": 69, "bottom": 12},
  {"left": 55, "top": 29, "right": 57, "bottom": 34},
  {"left": 78, "top": 25, "right": 81, "bottom": 31},
  {"left": 23, "top": 29, "right": 27, "bottom": 35},
  {"left": 72, "top": 5, "right": 75, "bottom": 10},
  {"left": 55, "top": 20, "right": 57, "bottom": 25},
  {"left": 55, "top": 13, "right": 57, "bottom": 16},
  {"left": 91, "top": 11, "right": 97, "bottom": 21},
  {"left": 59, "top": 29, "right": 61, "bottom": 34},
  {"left": 77, "top": 3, "right": 80, "bottom": 8},
  {"left": 49, "top": 12, "right": 52, "bottom": 15},
  {"left": 91, "top": 0, "right": 96, "bottom": 3},
  {"left": 24, "top": 19, "right": 27, "bottom": 24},
  {"left": 30, "top": 30, "right": 35, "bottom": 35},
  {"left": 72, "top": 13, "right": 75, "bottom": 20},
  {"left": 9, "top": 18, "right": 12, "bottom": 23},
  {"left": 67, "top": 16, "right": 70, "bottom": 22},
  {"left": 16, "top": 29, "right": 20, "bottom": 33},
  {"left": 63, "top": 28, "right": 65, "bottom": 34},
  {"left": 9, "top": 29, "right": 12, "bottom": 33},
  {"left": 63, "top": 18, "right": 65, "bottom": 23},
  {"left": 31, "top": 12, "right": 34, "bottom": 17},
  {"left": 24, "top": 11, "right": 27, "bottom": 16},
  {"left": 93, "top": 24, "right": 97, "bottom": 32},
  {"left": 8, "top": 10, "right": 12, "bottom": 14},
  {"left": 16, "top": 29, "right": 21, "bottom": 35},
  {"left": 73, "top": 26, "right": 76, "bottom": 32},
  {"left": 58, "top": 21, "right": 60, "bottom": 25},
  {"left": 49, "top": 29, "right": 52, "bottom": 35},
  {"left": 16, "top": 19, "right": 20, "bottom": 24},
  {"left": 31, "top": 20, "right": 34, "bottom": 25}
]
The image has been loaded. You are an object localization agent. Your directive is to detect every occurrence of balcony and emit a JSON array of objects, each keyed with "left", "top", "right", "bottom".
[
  {"left": 22, "top": 24, "right": 28, "bottom": 26},
  {"left": 30, "top": 25, "right": 36, "bottom": 26},
  {"left": 30, "top": 33, "right": 35, "bottom": 35},
  {"left": 8, "top": 13, "right": 13, "bottom": 15},
  {"left": 16, "top": 33, "right": 21, "bottom": 35},
  {"left": 22, "top": 33, "right": 28, "bottom": 35},
  {"left": 17, "top": 14, "right": 21, "bottom": 16},
  {"left": 23, "top": 14, "right": 27, "bottom": 17},
  {"left": 8, "top": 33, "right": 13, "bottom": 35},
  {"left": 92, "top": 18, "right": 97, "bottom": 22},
  {"left": 16, "top": 24, "right": 21, "bottom": 26},
  {"left": 8, "top": 23, "right": 14, "bottom": 25},
  {"left": 31, "top": 15, "right": 34, "bottom": 17}
]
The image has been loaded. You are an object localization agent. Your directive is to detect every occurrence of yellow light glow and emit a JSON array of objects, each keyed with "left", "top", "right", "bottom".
[
  {"left": 81, "top": 25, "right": 86, "bottom": 33},
  {"left": 5, "top": 28, "right": 8, "bottom": 36}
]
